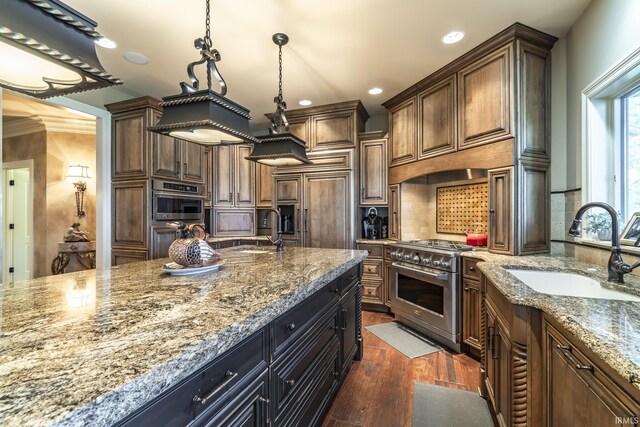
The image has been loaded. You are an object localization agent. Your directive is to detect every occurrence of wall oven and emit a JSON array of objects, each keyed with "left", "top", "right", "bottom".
[
  {"left": 389, "top": 240, "right": 472, "bottom": 352},
  {"left": 152, "top": 180, "right": 204, "bottom": 222}
]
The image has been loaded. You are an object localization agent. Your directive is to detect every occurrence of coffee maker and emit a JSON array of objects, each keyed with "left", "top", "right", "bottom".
[{"left": 362, "top": 208, "right": 383, "bottom": 240}]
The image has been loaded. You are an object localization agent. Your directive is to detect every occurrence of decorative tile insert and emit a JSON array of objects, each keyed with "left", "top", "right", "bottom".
[{"left": 436, "top": 183, "right": 488, "bottom": 234}]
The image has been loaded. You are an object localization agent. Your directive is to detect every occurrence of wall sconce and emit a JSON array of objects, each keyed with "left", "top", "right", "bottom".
[
  {"left": 66, "top": 164, "right": 91, "bottom": 218},
  {"left": 0, "top": 0, "right": 122, "bottom": 99}
]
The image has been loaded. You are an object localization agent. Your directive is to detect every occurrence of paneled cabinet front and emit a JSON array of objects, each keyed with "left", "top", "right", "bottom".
[
  {"left": 213, "top": 145, "right": 255, "bottom": 207},
  {"left": 255, "top": 163, "right": 274, "bottom": 208},
  {"left": 388, "top": 97, "right": 417, "bottom": 166},
  {"left": 359, "top": 133, "right": 388, "bottom": 206},
  {"left": 388, "top": 184, "right": 401, "bottom": 240},
  {"left": 303, "top": 172, "right": 351, "bottom": 249},
  {"left": 112, "top": 109, "right": 150, "bottom": 180},
  {"left": 112, "top": 180, "right": 148, "bottom": 250},
  {"left": 418, "top": 75, "right": 457, "bottom": 158}
]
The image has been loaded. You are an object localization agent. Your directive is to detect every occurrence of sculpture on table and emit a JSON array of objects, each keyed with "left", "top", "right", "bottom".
[{"left": 64, "top": 222, "right": 89, "bottom": 242}]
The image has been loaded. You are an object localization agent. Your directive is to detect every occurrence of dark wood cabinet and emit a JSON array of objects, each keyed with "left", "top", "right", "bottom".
[
  {"left": 111, "top": 107, "right": 150, "bottom": 181},
  {"left": 462, "top": 277, "right": 481, "bottom": 351},
  {"left": 213, "top": 209, "right": 255, "bottom": 236},
  {"left": 359, "top": 132, "right": 388, "bottom": 206},
  {"left": 150, "top": 225, "right": 178, "bottom": 259},
  {"left": 213, "top": 144, "right": 254, "bottom": 207},
  {"left": 356, "top": 243, "right": 386, "bottom": 310},
  {"left": 181, "top": 141, "right": 204, "bottom": 184},
  {"left": 418, "top": 75, "right": 457, "bottom": 158},
  {"left": 255, "top": 163, "right": 273, "bottom": 208},
  {"left": 112, "top": 180, "right": 148, "bottom": 251},
  {"left": 304, "top": 172, "right": 351, "bottom": 249},
  {"left": 340, "top": 278, "right": 359, "bottom": 378},
  {"left": 111, "top": 248, "right": 148, "bottom": 266},
  {"left": 388, "top": 97, "right": 417, "bottom": 166},
  {"left": 544, "top": 320, "right": 640, "bottom": 427},
  {"left": 203, "top": 147, "right": 212, "bottom": 207},
  {"left": 150, "top": 111, "right": 181, "bottom": 180},
  {"left": 485, "top": 297, "right": 511, "bottom": 427}
]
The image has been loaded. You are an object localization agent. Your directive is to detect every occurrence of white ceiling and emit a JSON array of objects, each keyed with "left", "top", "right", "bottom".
[{"left": 62, "top": 0, "right": 591, "bottom": 126}]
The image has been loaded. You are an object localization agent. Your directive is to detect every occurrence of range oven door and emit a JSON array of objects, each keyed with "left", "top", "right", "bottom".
[
  {"left": 389, "top": 262, "right": 459, "bottom": 343},
  {"left": 153, "top": 191, "right": 204, "bottom": 222}
]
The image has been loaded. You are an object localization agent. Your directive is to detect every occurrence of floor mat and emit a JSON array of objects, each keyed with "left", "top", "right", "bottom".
[
  {"left": 412, "top": 382, "right": 493, "bottom": 427},
  {"left": 365, "top": 322, "right": 441, "bottom": 358}
]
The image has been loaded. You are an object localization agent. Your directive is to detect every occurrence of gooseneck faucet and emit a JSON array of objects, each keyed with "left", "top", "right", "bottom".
[
  {"left": 267, "top": 208, "right": 284, "bottom": 252},
  {"left": 568, "top": 202, "right": 640, "bottom": 282}
]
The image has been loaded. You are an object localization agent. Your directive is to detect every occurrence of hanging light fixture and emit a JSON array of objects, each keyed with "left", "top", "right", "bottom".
[
  {"left": 148, "top": 0, "right": 257, "bottom": 145},
  {"left": 245, "top": 33, "right": 311, "bottom": 166},
  {"left": 0, "top": 0, "right": 122, "bottom": 98}
]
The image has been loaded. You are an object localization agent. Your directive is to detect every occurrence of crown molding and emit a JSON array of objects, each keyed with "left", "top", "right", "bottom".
[{"left": 3, "top": 114, "right": 96, "bottom": 138}]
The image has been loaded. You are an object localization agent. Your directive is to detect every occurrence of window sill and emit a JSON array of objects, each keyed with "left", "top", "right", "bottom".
[{"left": 552, "top": 238, "right": 640, "bottom": 256}]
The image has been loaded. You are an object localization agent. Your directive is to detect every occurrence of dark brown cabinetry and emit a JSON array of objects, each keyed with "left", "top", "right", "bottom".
[
  {"left": 388, "top": 184, "right": 401, "bottom": 240},
  {"left": 384, "top": 24, "right": 556, "bottom": 255},
  {"left": 359, "top": 131, "right": 388, "bottom": 206},
  {"left": 150, "top": 117, "right": 204, "bottom": 184},
  {"left": 462, "top": 258, "right": 481, "bottom": 351},
  {"left": 356, "top": 243, "right": 385, "bottom": 309},
  {"left": 203, "top": 147, "right": 212, "bottom": 207},
  {"left": 255, "top": 163, "right": 273, "bottom": 208}
]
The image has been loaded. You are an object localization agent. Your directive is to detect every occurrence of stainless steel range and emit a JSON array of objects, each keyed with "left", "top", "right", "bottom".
[{"left": 389, "top": 239, "right": 473, "bottom": 352}]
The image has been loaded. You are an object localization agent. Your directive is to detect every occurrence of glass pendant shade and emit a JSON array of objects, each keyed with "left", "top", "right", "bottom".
[{"left": 0, "top": 0, "right": 121, "bottom": 98}]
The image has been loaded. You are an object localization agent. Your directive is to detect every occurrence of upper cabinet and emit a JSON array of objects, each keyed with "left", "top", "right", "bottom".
[
  {"left": 458, "top": 44, "right": 512, "bottom": 149},
  {"left": 213, "top": 144, "right": 255, "bottom": 208},
  {"left": 418, "top": 75, "right": 457, "bottom": 158},
  {"left": 359, "top": 131, "right": 388, "bottom": 206},
  {"left": 388, "top": 98, "right": 417, "bottom": 166},
  {"left": 255, "top": 163, "right": 273, "bottom": 208},
  {"left": 269, "top": 100, "right": 368, "bottom": 153}
]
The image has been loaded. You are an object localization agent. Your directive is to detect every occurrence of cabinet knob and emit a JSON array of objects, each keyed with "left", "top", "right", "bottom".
[
  {"left": 469, "top": 266, "right": 475, "bottom": 271},
  {"left": 287, "top": 323, "right": 295, "bottom": 331},
  {"left": 285, "top": 379, "right": 295, "bottom": 386},
  {"left": 333, "top": 288, "right": 339, "bottom": 294},
  {"left": 489, "top": 209, "right": 496, "bottom": 214}
]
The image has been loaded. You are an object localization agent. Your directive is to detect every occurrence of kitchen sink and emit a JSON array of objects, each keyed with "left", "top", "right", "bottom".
[{"left": 505, "top": 269, "right": 640, "bottom": 302}]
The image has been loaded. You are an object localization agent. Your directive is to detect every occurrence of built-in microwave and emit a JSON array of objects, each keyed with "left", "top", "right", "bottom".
[{"left": 152, "top": 180, "right": 204, "bottom": 222}]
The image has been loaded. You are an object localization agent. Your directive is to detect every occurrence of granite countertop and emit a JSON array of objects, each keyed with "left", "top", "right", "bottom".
[
  {"left": 462, "top": 251, "right": 640, "bottom": 390},
  {"left": 0, "top": 247, "right": 368, "bottom": 427},
  {"left": 355, "top": 239, "right": 397, "bottom": 245},
  {"left": 206, "top": 235, "right": 272, "bottom": 243}
]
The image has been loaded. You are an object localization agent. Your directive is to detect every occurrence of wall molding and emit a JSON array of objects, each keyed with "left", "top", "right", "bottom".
[{"left": 3, "top": 114, "right": 96, "bottom": 138}]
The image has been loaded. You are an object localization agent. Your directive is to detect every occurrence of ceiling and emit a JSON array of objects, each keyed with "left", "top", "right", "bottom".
[
  {"left": 60, "top": 0, "right": 591, "bottom": 126},
  {"left": 2, "top": 91, "right": 95, "bottom": 122}
]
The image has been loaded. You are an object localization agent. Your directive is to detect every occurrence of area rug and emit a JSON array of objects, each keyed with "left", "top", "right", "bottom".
[
  {"left": 412, "top": 382, "right": 493, "bottom": 427},
  {"left": 365, "top": 322, "right": 441, "bottom": 358}
]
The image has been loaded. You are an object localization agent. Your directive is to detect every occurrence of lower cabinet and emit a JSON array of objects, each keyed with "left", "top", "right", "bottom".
[
  {"left": 462, "top": 277, "right": 482, "bottom": 351},
  {"left": 481, "top": 274, "right": 640, "bottom": 427},
  {"left": 356, "top": 243, "right": 387, "bottom": 310},
  {"left": 213, "top": 209, "right": 256, "bottom": 236},
  {"left": 116, "top": 265, "right": 363, "bottom": 427}
]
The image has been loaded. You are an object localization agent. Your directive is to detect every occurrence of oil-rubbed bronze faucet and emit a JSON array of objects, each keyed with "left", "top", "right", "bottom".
[
  {"left": 568, "top": 202, "right": 640, "bottom": 282},
  {"left": 267, "top": 208, "right": 284, "bottom": 252}
]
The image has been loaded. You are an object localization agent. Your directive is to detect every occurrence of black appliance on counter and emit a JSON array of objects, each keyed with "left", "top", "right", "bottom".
[
  {"left": 362, "top": 207, "right": 386, "bottom": 240},
  {"left": 388, "top": 239, "right": 473, "bottom": 352},
  {"left": 152, "top": 180, "right": 205, "bottom": 222}
]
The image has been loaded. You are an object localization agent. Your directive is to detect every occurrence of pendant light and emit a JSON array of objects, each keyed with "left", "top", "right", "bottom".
[
  {"left": 148, "top": 0, "right": 257, "bottom": 145},
  {"left": 0, "top": 0, "right": 122, "bottom": 98},
  {"left": 245, "top": 33, "right": 311, "bottom": 166}
]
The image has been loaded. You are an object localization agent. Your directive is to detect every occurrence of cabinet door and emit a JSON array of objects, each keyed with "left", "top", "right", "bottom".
[
  {"left": 384, "top": 261, "right": 392, "bottom": 307},
  {"left": 112, "top": 180, "right": 148, "bottom": 249},
  {"left": 150, "top": 226, "right": 177, "bottom": 259},
  {"left": 462, "top": 278, "right": 481, "bottom": 350},
  {"left": 303, "top": 172, "right": 351, "bottom": 249},
  {"left": 275, "top": 175, "right": 302, "bottom": 204},
  {"left": 112, "top": 249, "right": 148, "bottom": 266},
  {"left": 213, "top": 145, "right": 234, "bottom": 206},
  {"left": 418, "top": 75, "right": 457, "bottom": 158},
  {"left": 458, "top": 44, "right": 512, "bottom": 149},
  {"left": 150, "top": 132, "right": 180, "bottom": 180},
  {"left": 203, "top": 147, "right": 212, "bottom": 207},
  {"left": 518, "top": 160, "right": 550, "bottom": 254},
  {"left": 388, "top": 97, "right": 417, "bottom": 166},
  {"left": 495, "top": 321, "right": 512, "bottom": 427},
  {"left": 112, "top": 110, "right": 149, "bottom": 180},
  {"left": 213, "top": 209, "right": 255, "bottom": 236},
  {"left": 485, "top": 303, "right": 499, "bottom": 416},
  {"left": 312, "top": 111, "right": 355, "bottom": 151},
  {"left": 360, "top": 138, "right": 388, "bottom": 206},
  {"left": 181, "top": 141, "right": 205, "bottom": 184},
  {"left": 287, "top": 117, "right": 310, "bottom": 149},
  {"left": 488, "top": 167, "right": 514, "bottom": 255},
  {"left": 388, "top": 184, "right": 401, "bottom": 240},
  {"left": 545, "top": 326, "right": 639, "bottom": 427},
  {"left": 235, "top": 145, "right": 255, "bottom": 206},
  {"left": 255, "top": 163, "right": 273, "bottom": 208}
]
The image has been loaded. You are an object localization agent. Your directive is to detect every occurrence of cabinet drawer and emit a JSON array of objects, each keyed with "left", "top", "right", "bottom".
[
  {"left": 463, "top": 258, "right": 481, "bottom": 280},
  {"left": 357, "top": 243, "right": 383, "bottom": 258},
  {"left": 361, "top": 281, "right": 382, "bottom": 303},
  {"left": 340, "top": 265, "right": 360, "bottom": 296},
  {"left": 272, "top": 281, "right": 339, "bottom": 357},
  {"left": 271, "top": 310, "right": 339, "bottom": 424},
  {"left": 363, "top": 259, "right": 384, "bottom": 280},
  {"left": 118, "top": 327, "right": 269, "bottom": 427}
]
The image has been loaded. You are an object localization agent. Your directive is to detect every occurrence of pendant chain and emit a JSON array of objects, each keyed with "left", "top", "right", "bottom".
[
  {"left": 205, "top": 0, "right": 212, "bottom": 89},
  {"left": 278, "top": 43, "right": 283, "bottom": 100}
]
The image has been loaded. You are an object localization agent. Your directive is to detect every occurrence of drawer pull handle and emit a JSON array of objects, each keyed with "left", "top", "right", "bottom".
[
  {"left": 287, "top": 323, "right": 296, "bottom": 331},
  {"left": 258, "top": 396, "right": 269, "bottom": 404},
  {"left": 367, "top": 250, "right": 371, "bottom": 254},
  {"left": 193, "top": 370, "right": 238, "bottom": 405},
  {"left": 469, "top": 266, "right": 476, "bottom": 271},
  {"left": 285, "top": 379, "right": 295, "bottom": 386},
  {"left": 347, "top": 275, "right": 357, "bottom": 281},
  {"left": 556, "top": 344, "right": 594, "bottom": 372},
  {"left": 333, "top": 288, "right": 339, "bottom": 294},
  {"left": 464, "top": 287, "right": 470, "bottom": 291}
]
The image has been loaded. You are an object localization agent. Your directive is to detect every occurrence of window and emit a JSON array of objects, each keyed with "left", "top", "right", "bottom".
[{"left": 622, "top": 86, "right": 640, "bottom": 219}]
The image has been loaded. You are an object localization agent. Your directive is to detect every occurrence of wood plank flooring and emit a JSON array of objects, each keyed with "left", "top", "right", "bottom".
[{"left": 322, "top": 311, "right": 482, "bottom": 427}]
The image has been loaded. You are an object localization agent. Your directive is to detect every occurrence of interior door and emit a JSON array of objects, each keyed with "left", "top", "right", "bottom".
[
  {"left": 303, "top": 172, "right": 350, "bottom": 249},
  {"left": 3, "top": 167, "right": 32, "bottom": 283}
]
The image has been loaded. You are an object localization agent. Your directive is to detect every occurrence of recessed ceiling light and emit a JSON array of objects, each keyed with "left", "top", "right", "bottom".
[
  {"left": 442, "top": 31, "right": 465, "bottom": 44},
  {"left": 95, "top": 37, "right": 117, "bottom": 49},
  {"left": 123, "top": 51, "right": 149, "bottom": 65},
  {"left": 368, "top": 87, "right": 383, "bottom": 95},
  {"left": 299, "top": 99, "right": 312, "bottom": 106}
]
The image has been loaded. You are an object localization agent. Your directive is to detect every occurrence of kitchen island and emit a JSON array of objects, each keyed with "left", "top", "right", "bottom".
[{"left": 0, "top": 246, "right": 367, "bottom": 427}]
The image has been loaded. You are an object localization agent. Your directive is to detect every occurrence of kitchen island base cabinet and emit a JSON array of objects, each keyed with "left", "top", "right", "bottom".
[{"left": 116, "top": 265, "right": 363, "bottom": 427}]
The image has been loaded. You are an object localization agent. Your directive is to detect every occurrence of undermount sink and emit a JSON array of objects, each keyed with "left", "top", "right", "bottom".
[{"left": 506, "top": 269, "right": 640, "bottom": 302}]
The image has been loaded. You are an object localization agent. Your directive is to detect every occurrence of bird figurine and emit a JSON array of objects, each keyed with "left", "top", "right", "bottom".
[{"left": 167, "top": 222, "right": 221, "bottom": 267}]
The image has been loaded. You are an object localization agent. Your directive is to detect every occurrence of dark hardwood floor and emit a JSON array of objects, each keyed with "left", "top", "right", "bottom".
[{"left": 322, "top": 311, "right": 482, "bottom": 427}]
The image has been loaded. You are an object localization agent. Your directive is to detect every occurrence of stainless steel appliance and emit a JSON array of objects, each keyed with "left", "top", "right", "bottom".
[
  {"left": 389, "top": 239, "right": 473, "bottom": 352},
  {"left": 152, "top": 180, "right": 204, "bottom": 222}
]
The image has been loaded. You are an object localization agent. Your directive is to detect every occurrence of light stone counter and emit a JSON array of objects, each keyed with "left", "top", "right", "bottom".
[
  {"left": 462, "top": 251, "right": 640, "bottom": 390},
  {"left": 0, "top": 247, "right": 367, "bottom": 427}
]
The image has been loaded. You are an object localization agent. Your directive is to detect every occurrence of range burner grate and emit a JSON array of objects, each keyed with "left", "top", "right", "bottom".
[{"left": 398, "top": 239, "right": 474, "bottom": 252}]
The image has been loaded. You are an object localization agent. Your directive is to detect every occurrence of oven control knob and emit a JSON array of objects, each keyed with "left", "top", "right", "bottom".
[
  {"left": 390, "top": 251, "right": 397, "bottom": 259},
  {"left": 412, "top": 254, "right": 421, "bottom": 263},
  {"left": 442, "top": 260, "right": 451, "bottom": 269},
  {"left": 432, "top": 259, "right": 442, "bottom": 267},
  {"left": 421, "top": 257, "right": 431, "bottom": 266},
  {"left": 403, "top": 253, "right": 412, "bottom": 261}
]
